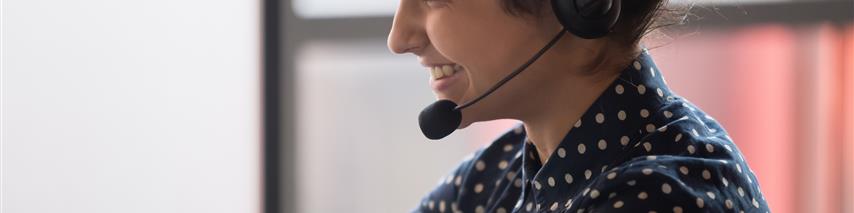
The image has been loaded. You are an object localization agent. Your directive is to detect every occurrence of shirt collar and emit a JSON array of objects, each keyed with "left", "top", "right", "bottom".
[{"left": 520, "top": 49, "right": 674, "bottom": 203}]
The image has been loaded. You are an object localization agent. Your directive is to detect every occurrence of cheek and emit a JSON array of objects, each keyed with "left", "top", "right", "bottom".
[
  {"left": 427, "top": 17, "right": 511, "bottom": 90},
  {"left": 425, "top": 15, "right": 479, "bottom": 64}
]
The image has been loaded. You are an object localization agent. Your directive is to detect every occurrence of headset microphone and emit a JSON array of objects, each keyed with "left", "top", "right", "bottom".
[{"left": 417, "top": 0, "right": 622, "bottom": 140}]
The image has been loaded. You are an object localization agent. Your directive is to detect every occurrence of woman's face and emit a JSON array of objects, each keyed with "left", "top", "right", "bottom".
[{"left": 388, "top": 0, "right": 558, "bottom": 128}]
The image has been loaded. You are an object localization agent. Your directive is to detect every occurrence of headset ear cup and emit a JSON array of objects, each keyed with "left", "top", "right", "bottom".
[{"left": 551, "top": 0, "right": 621, "bottom": 39}]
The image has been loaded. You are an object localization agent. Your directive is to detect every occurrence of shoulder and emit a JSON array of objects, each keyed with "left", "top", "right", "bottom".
[{"left": 566, "top": 100, "right": 769, "bottom": 212}]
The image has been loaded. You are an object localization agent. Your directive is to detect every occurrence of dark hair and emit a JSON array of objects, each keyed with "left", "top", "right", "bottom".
[{"left": 500, "top": 0, "right": 684, "bottom": 46}]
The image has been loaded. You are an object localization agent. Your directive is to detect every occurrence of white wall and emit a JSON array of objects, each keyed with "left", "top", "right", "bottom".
[
  {"left": 0, "top": 0, "right": 260, "bottom": 213},
  {"left": 294, "top": 39, "right": 519, "bottom": 213}
]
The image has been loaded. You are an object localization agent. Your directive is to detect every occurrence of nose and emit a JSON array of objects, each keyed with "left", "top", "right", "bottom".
[{"left": 387, "top": 0, "right": 427, "bottom": 55}]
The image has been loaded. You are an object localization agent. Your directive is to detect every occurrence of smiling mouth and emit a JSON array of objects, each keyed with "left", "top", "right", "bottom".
[{"left": 429, "top": 64, "right": 464, "bottom": 80}]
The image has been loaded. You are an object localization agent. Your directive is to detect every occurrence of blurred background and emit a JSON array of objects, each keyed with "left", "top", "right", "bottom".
[{"left": 2, "top": 0, "right": 852, "bottom": 213}]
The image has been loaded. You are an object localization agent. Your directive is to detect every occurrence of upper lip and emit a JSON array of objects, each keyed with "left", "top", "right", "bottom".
[
  {"left": 421, "top": 62, "right": 456, "bottom": 68},
  {"left": 419, "top": 59, "right": 457, "bottom": 68}
]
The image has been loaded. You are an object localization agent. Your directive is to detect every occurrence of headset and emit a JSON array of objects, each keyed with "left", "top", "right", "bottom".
[{"left": 418, "top": 0, "right": 622, "bottom": 140}]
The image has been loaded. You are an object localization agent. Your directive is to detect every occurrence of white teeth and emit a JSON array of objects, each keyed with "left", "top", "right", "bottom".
[
  {"left": 431, "top": 67, "right": 444, "bottom": 79},
  {"left": 441, "top": 65, "right": 454, "bottom": 76},
  {"left": 429, "top": 64, "right": 460, "bottom": 80}
]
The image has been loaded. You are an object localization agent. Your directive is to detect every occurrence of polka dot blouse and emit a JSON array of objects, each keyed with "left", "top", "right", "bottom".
[{"left": 414, "top": 50, "right": 770, "bottom": 213}]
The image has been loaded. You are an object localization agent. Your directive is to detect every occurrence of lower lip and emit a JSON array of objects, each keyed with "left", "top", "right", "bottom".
[{"left": 430, "top": 71, "right": 462, "bottom": 92}]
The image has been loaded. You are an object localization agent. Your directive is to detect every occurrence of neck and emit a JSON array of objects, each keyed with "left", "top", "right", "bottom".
[{"left": 519, "top": 38, "right": 639, "bottom": 164}]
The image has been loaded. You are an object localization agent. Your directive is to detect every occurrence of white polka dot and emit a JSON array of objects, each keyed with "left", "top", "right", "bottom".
[
  {"left": 475, "top": 205, "right": 485, "bottom": 213},
  {"left": 663, "top": 110, "right": 673, "bottom": 118},
  {"left": 696, "top": 197, "right": 705, "bottom": 208},
  {"left": 692, "top": 129, "right": 700, "bottom": 137},
  {"left": 497, "top": 207, "right": 507, "bottom": 213},
  {"left": 557, "top": 147, "right": 567, "bottom": 158},
  {"left": 514, "top": 178, "right": 523, "bottom": 188},
  {"left": 643, "top": 142, "right": 652, "bottom": 152},
  {"left": 578, "top": 143, "right": 586, "bottom": 154},
  {"left": 474, "top": 183, "right": 484, "bottom": 193},
  {"left": 705, "top": 144, "right": 715, "bottom": 153},
  {"left": 525, "top": 202, "right": 533, "bottom": 212},
  {"left": 585, "top": 169, "right": 593, "bottom": 180},
  {"left": 752, "top": 197, "right": 760, "bottom": 208},
  {"left": 533, "top": 180, "right": 542, "bottom": 190},
  {"left": 619, "top": 136, "right": 630, "bottom": 146},
  {"left": 706, "top": 191, "right": 716, "bottom": 200},
  {"left": 661, "top": 183, "right": 672, "bottom": 194},
  {"left": 596, "top": 113, "right": 605, "bottom": 124},
  {"left": 503, "top": 144, "right": 513, "bottom": 152},
  {"left": 679, "top": 166, "right": 689, "bottom": 175},
  {"left": 618, "top": 110, "right": 627, "bottom": 121},
  {"left": 638, "top": 191, "right": 648, "bottom": 200},
  {"left": 633, "top": 61, "right": 642, "bottom": 70},
  {"left": 674, "top": 133, "right": 682, "bottom": 142},
  {"left": 615, "top": 84, "right": 625, "bottom": 94},
  {"left": 475, "top": 160, "right": 486, "bottom": 171},
  {"left": 736, "top": 164, "right": 743, "bottom": 173},
  {"left": 673, "top": 206, "right": 683, "bottom": 213},
  {"left": 550, "top": 202, "right": 559, "bottom": 211},
  {"left": 650, "top": 67, "right": 656, "bottom": 77},
  {"left": 598, "top": 139, "right": 608, "bottom": 150},
  {"left": 687, "top": 145, "right": 696, "bottom": 154},
  {"left": 613, "top": 200, "right": 624, "bottom": 208},
  {"left": 439, "top": 200, "right": 446, "bottom": 212},
  {"left": 565, "top": 173, "right": 574, "bottom": 184},
  {"left": 646, "top": 124, "right": 655, "bottom": 132},
  {"left": 642, "top": 168, "right": 654, "bottom": 175},
  {"left": 725, "top": 199, "right": 734, "bottom": 209},
  {"left": 498, "top": 160, "right": 508, "bottom": 169},
  {"left": 640, "top": 109, "right": 650, "bottom": 118},
  {"left": 548, "top": 177, "right": 556, "bottom": 187},
  {"left": 574, "top": 119, "right": 582, "bottom": 128},
  {"left": 590, "top": 189, "right": 600, "bottom": 198},
  {"left": 638, "top": 84, "right": 647, "bottom": 94},
  {"left": 627, "top": 180, "right": 637, "bottom": 186},
  {"left": 702, "top": 170, "right": 711, "bottom": 180},
  {"left": 506, "top": 172, "right": 517, "bottom": 181},
  {"left": 657, "top": 88, "right": 664, "bottom": 97},
  {"left": 607, "top": 172, "right": 617, "bottom": 180},
  {"left": 738, "top": 187, "right": 745, "bottom": 197},
  {"left": 428, "top": 200, "right": 435, "bottom": 210},
  {"left": 455, "top": 176, "right": 462, "bottom": 186},
  {"left": 722, "top": 177, "right": 729, "bottom": 187}
]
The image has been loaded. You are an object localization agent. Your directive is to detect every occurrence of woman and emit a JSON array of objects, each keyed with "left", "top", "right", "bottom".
[{"left": 388, "top": 0, "right": 770, "bottom": 212}]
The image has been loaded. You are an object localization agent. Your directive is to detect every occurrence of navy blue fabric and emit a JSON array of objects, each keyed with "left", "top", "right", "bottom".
[{"left": 414, "top": 50, "right": 770, "bottom": 213}]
